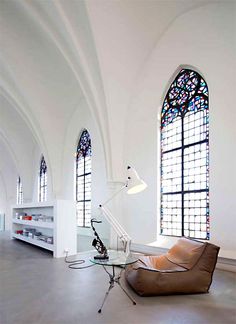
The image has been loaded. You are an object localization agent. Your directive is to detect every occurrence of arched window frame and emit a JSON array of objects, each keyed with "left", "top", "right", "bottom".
[
  {"left": 160, "top": 68, "right": 209, "bottom": 240},
  {"left": 17, "top": 176, "right": 23, "bottom": 204},
  {"left": 76, "top": 129, "right": 92, "bottom": 227},
  {"left": 38, "top": 155, "right": 47, "bottom": 202}
]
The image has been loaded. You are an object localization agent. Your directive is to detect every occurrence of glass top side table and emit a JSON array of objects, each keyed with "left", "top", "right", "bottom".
[{"left": 90, "top": 250, "right": 138, "bottom": 313}]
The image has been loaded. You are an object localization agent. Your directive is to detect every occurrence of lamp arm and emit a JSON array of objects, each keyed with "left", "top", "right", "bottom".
[
  {"left": 96, "top": 166, "right": 146, "bottom": 256},
  {"left": 99, "top": 183, "right": 128, "bottom": 239},
  {"left": 99, "top": 205, "right": 131, "bottom": 255},
  {"left": 100, "top": 183, "right": 127, "bottom": 206},
  {"left": 100, "top": 206, "right": 131, "bottom": 240}
]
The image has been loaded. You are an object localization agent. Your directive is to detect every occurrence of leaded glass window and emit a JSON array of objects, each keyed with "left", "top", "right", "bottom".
[
  {"left": 160, "top": 69, "right": 209, "bottom": 240},
  {"left": 76, "top": 129, "right": 91, "bottom": 227},
  {"left": 17, "top": 176, "right": 23, "bottom": 204},
  {"left": 38, "top": 155, "right": 47, "bottom": 202}
]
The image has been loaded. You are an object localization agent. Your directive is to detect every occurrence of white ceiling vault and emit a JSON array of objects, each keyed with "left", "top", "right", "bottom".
[
  {"left": 0, "top": 0, "right": 218, "bottom": 185},
  {"left": 86, "top": 0, "right": 214, "bottom": 177}
]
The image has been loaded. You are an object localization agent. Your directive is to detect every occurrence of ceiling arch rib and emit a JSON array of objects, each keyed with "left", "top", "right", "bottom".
[
  {"left": 0, "top": 60, "right": 50, "bottom": 173},
  {"left": 0, "top": 88, "right": 39, "bottom": 201},
  {"left": 16, "top": 0, "right": 112, "bottom": 179},
  {"left": 0, "top": 131, "right": 18, "bottom": 174},
  {"left": 0, "top": 141, "right": 17, "bottom": 205}
]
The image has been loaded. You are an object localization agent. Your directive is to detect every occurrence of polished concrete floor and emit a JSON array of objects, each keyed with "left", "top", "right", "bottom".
[{"left": 0, "top": 232, "right": 236, "bottom": 324}]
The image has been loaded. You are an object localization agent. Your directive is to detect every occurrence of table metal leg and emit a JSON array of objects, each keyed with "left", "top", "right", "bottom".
[
  {"left": 98, "top": 265, "right": 136, "bottom": 313},
  {"left": 98, "top": 281, "right": 114, "bottom": 313},
  {"left": 98, "top": 265, "right": 115, "bottom": 313},
  {"left": 117, "top": 280, "right": 136, "bottom": 305}
]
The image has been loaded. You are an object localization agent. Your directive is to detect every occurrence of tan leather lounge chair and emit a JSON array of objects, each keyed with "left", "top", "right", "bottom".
[{"left": 125, "top": 237, "right": 220, "bottom": 296}]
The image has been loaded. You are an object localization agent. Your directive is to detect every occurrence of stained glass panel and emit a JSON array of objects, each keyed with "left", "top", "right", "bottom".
[
  {"left": 76, "top": 129, "right": 92, "bottom": 227},
  {"left": 39, "top": 156, "right": 47, "bottom": 202},
  {"left": 17, "top": 176, "right": 23, "bottom": 204},
  {"left": 160, "top": 69, "right": 209, "bottom": 240}
]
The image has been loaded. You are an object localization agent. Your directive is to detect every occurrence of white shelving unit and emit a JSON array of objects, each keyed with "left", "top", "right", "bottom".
[{"left": 11, "top": 200, "right": 76, "bottom": 258}]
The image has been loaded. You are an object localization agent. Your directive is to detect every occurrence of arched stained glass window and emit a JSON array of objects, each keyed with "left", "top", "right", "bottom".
[
  {"left": 160, "top": 69, "right": 209, "bottom": 240},
  {"left": 17, "top": 176, "right": 23, "bottom": 204},
  {"left": 38, "top": 155, "right": 47, "bottom": 202},
  {"left": 76, "top": 129, "right": 91, "bottom": 227}
]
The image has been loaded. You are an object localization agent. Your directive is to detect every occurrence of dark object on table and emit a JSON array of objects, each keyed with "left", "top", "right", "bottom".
[
  {"left": 125, "top": 237, "right": 220, "bottom": 296},
  {"left": 91, "top": 218, "right": 109, "bottom": 260}
]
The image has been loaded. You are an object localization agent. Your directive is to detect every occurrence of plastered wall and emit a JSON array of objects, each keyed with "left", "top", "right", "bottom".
[{"left": 123, "top": 3, "right": 236, "bottom": 258}]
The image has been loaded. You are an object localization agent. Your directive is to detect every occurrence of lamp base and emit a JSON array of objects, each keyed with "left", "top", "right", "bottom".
[{"left": 94, "top": 254, "right": 109, "bottom": 260}]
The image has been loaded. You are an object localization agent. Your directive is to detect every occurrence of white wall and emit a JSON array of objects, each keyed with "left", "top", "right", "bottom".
[
  {"left": 0, "top": 173, "right": 7, "bottom": 219},
  {"left": 123, "top": 2, "right": 236, "bottom": 259},
  {"left": 0, "top": 94, "right": 109, "bottom": 245},
  {"left": 0, "top": 151, "right": 17, "bottom": 230},
  {"left": 62, "top": 97, "right": 110, "bottom": 241},
  {"left": 0, "top": 93, "right": 40, "bottom": 228}
]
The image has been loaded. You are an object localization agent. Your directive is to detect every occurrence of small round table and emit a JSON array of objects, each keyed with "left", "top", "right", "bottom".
[{"left": 90, "top": 250, "right": 138, "bottom": 313}]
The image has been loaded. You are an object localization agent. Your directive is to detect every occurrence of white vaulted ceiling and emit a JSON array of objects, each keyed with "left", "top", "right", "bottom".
[
  {"left": 86, "top": 0, "right": 213, "bottom": 177},
  {"left": 0, "top": 0, "right": 217, "bottom": 183},
  {"left": 0, "top": 0, "right": 111, "bottom": 189}
]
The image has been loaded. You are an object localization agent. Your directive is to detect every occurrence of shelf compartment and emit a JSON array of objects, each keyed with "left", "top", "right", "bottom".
[
  {"left": 12, "top": 233, "right": 54, "bottom": 251},
  {"left": 12, "top": 219, "right": 54, "bottom": 229}
]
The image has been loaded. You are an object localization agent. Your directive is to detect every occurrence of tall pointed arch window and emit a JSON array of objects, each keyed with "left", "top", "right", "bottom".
[
  {"left": 17, "top": 176, "right": 23, "bottom": 204},
  {"left": 160, "top": 69, "right": 209, "bottom": 240},
  {"left": 38, "top": 155, "right": 47, "bottom": 202},
  {"left": 76, "top": 129, "right": 91, "bottom": 227}
]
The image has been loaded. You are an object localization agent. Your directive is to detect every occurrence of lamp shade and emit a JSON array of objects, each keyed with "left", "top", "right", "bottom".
[{"left": 126, "top": 166, "right": 147, "bottom": 194}]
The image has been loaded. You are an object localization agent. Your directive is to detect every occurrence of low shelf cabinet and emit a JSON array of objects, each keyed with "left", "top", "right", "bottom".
[{"left": 11, "top": 200, "right": 76, "bottom": 258}]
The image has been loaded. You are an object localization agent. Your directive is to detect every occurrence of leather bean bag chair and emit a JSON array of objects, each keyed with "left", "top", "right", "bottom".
[{"left": 125, "top": 237, "right": 220, "bottom": 296}]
